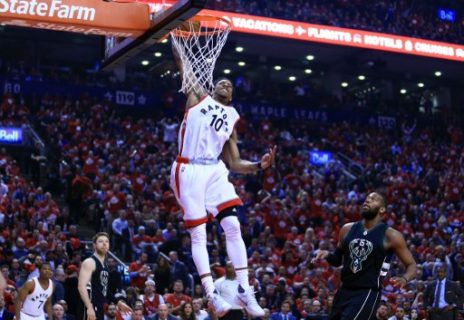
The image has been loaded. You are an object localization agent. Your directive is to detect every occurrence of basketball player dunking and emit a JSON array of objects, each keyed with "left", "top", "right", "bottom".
[
  {"left": 78, "top": 232, "right": 132, "bottom": 320},
  {"left": 172, "top": 45, "right": 276, "bottom": 317},
  {"left": 15, "top": 262, "right": 54, "bottom": 320},
  {"left": 312, "top": 192, "right": 417, "bottom": 320}
]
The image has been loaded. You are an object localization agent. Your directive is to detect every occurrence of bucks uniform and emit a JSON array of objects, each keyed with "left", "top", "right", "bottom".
[
  {"left": 21, "top": 277, "right": 53, "bottom": 320},
  {"left": 330, "top": 222, "right": 393, "bottom": 320},
  {"left": 170, "top": 95, "right": 242, "bottom": 228},
  {"left": 83, "top": 255, "right": 109, "bottom": 320}
]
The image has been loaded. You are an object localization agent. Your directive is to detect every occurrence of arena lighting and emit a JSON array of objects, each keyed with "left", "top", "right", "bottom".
[
  {"left": 358, "top": 75, "right": 366, "bottom": 80},
  {"left": 417, "top": 82, "right": 424, "bottom": 87},
  {"left": 274, "top": 65, "right": 282, "bottom": 70},
  {"left": 341, "top": 82, "right": 348, "bottom": 87},
  {"left": 238, "top": 61, "right": 246, "bottom": 66},
  {"left": 304, "top": 69, "right": 312, "bottom": 74},
  {"left": 435, "top": 71, "right": 442, "bottom": 77},
  {"left": 400, "top": 89, "right": 407, "bottom": 94},
  {"left": 306, "top": 55, "right": 315, "bottom": 61},
  {"left": 235, "top": 46, "right": 244, "bottom": 52},
  {"left": 141, "top": 60, "right": 149, "bottom": 66},
  {"left": 161, "top": 38, "right": 169, "bottom": 44},
  {"left": 223, "top": 69, "right": 231, "bottom": 74},
  {"left": 289, "top": 76, "right": 296, "bottom": 81},
  {"left": 154, "top": 52, "right": 162, "bottom": 57}
]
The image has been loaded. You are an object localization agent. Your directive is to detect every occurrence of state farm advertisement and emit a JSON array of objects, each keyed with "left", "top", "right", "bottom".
[
  {"left": 202, "top": 9, "right": 464, "bottom": 62},
  {"left": 0, "top": 0, "right": 151, "bottom": 37}
]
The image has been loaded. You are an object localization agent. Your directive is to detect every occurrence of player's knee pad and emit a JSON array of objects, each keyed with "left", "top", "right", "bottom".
[
  {"left": 220, "top": 215, "right": 241, "bottom": 241},
  {"left": 188, "top": 224, "right": 207, "bottom": 245},
  {"left": 216, "top": 206, "right": 238, "bottom": 223}
]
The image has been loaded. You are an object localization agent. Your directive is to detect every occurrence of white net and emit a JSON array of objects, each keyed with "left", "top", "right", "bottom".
[{"left": 170, "top": 17, "right": 231, "bottom": 95}]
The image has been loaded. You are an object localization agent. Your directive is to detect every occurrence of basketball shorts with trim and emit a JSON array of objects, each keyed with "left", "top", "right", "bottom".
[
  {"left": 329, "top": 287, "right": 381, "bottom": 320},
  {"left": 170, "top": 159, "right": 242, "bottom": 227}
]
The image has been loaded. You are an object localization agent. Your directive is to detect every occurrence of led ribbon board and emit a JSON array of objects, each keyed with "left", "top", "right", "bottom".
[{"left": 201, "top": 9, "right": 464, "bottom": 62}]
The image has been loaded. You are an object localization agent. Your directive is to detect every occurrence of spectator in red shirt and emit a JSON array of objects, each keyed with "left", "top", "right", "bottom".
[
  {"left": 163, "top": 280, "right": 192, "bottom": 315},
  {"left": 129, "top": 253, "right": 151, "bottom": 290},
  {"left": 139, "top": 279, "right": 164, "bottom": 318}
]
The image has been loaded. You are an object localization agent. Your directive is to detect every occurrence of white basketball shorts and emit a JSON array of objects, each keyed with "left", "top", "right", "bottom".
[
  {"left": 170, "top": 158, "right": 242, "bottom": 228},
  {"left": 20, "top": 312, "right": 45, "bottom": 320}
]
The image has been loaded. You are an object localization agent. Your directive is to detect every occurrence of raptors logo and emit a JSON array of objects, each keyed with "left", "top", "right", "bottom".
[{"left": 349, "top": 238, "right": 373, "bottom": 273}]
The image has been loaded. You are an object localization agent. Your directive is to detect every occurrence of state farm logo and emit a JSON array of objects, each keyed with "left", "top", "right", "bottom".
[{"left": 0, "top": 0, "right": 96, "bottom": 21}]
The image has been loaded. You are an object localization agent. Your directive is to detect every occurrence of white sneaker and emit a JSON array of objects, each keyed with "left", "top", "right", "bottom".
[
  {"left": 209, "top": 292, "right": 232, "bottom": 317},
  {"left": 237, "top": 285, "right": 265, "bottom": 317}
]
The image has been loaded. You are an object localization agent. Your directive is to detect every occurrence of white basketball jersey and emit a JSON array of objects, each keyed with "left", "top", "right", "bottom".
[
  {"left": 178, "top": 95, "right": 240, "bottom": 159},
  {"left": 21, "top": 277, "right": 53, "bottom": 316}
]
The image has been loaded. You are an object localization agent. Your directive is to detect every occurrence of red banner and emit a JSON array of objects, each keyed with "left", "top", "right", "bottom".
[{"left": 201, "top": 9, "right": 464, "bottom": 62}]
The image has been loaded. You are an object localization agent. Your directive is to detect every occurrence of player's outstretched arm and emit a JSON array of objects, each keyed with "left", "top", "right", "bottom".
[
  {"left": 311, "top": 223, "right": 353, "bottom": 266},
  {"left": 172, "top": 40, "right": 206, "bottom": 108},
  {"left": 388, "top": 228, "right": 417, "bottom": 288},
  {"left": 221, "top": 129, "right": 276, "bottom": 174}
]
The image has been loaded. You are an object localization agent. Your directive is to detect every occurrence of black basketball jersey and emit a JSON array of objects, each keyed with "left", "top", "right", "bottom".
[
  {"left": 87, "top": 255, "right": 109, "bottom": 306},
  {"left": 340, "top": 221, "right": 393, "bottom": 290}
]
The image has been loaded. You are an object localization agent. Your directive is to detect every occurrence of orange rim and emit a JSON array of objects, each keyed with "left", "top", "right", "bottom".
[{"left": 172, "top": 15, "right": 230, "bottom": 38}]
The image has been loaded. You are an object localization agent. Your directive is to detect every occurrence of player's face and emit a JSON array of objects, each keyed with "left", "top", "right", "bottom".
[
  {"left": 361, "top": 192, "right": 385, "bottom": 220},
  {"left": 40, "top": 264, "right": 53, "bottom": 279},
  {"left": 94, "top": 236, "right": 110, "bottom": 255},
  {"left": 214, "top": 80, "right": 233, "bottom": 102}
]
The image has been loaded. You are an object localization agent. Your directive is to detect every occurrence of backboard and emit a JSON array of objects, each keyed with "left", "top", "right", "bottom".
[{"left": 101, "top": 0, "right": 207, "bottom": 71}]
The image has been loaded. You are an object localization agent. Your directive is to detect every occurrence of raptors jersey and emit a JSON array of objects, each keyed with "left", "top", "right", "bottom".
[
  {"left": 21, "top": 277, "right": 53, "bottom": 316},
  {"left": 178, "top": 95, "right": 240, "bottom": 159}
]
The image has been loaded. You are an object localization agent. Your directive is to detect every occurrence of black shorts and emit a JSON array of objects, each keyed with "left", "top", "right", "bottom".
[
  {"left": 80, "top": 303, "right": 104, "bottom": 320},
  {"left": 329, "top": 287, "right": 381, "bottom": 320}
]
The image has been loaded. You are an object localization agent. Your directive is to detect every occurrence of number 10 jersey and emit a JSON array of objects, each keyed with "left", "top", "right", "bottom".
[{"left": 177, "top": 95, "right": 240, "bottom": 160}]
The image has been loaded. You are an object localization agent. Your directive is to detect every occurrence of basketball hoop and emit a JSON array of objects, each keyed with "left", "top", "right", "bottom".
[{"left": 170, "top": 15, "right": 231, "bottom": 95}]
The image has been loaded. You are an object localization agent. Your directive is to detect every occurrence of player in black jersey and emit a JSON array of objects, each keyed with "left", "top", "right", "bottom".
[
  {"left": 312, "top": 192, "right": 417, "bottom": 320},
  {"left": 78, "top": 232, "right": 132, "bottom": 320}
]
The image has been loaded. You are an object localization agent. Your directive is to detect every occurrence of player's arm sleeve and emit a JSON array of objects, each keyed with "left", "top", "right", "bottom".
[
  {"left": 326, "top": 247, "right": 343, "bottom": 267},
  {"left": 326, "top": 223, "right": 352, "bottom": 267}
]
